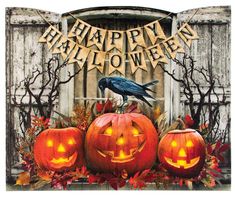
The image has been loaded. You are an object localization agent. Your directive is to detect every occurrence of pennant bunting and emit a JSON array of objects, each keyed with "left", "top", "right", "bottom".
[
  {"left": 68, "top": 18, "right": 91, "bottom": 44},
  {"left": 146, "top": 44, "right": 168, "bottom": 68},
  {"left": 128, "top": 51, "right": 147, "bottom": 74},
  {"left": 144, "top": 21, "right": 167, "bottom": 45},
  {"left": 87, "top": 26, "right": 107, "bottom": 50},
  {"left": 108, "top": 52, "right": 125, "bottom": 75},
  {"left": 177, "top": 23, "right": 199, "bottom": 47},
  {"left": 52, "top": 36, "right": 76, "bottom": 60},
  {"left": 68, "top": 44, "right": 90, "bottom": 69},
  {"left": 126, "top": 27, "right": 146, "bottom": 51},
  {"left": 39, "top": 13, "right": 199, "bottom": 75},
  {"left": 87, "top": 50, "right": 106, "bottom": 73},
  {"left": 38, "top": 26, "right": 62, "bottom": 49},
  {"left": 163, "top": 36, "right": 185, "bottom": 59},
  {"left": 106, "top": 30, "right": 124, "bottom": 52}
]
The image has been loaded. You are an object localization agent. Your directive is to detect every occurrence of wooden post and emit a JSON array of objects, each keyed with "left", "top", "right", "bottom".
[{"left": 58, "top": 16, "right": 75, "bottom": 116}]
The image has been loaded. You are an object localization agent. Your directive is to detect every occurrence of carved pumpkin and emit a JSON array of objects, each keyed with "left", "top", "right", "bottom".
[
  {"left": 85, "top": 113, "right": 158, "bottom": 174},
  {"left": 158, "top": 129, "right": 206, "bottom": 178},
  {"left": 34, "top": 127, "right": 85, "bottom": 171}
]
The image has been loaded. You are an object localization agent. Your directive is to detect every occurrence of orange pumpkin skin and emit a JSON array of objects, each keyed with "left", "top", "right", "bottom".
[
  {"left": 158, "top": 129, "right": 206, "bottom": 178},
  {"left": 85, "top": 113, "right": 158, "bottom": 175},
  {"left": 34, "top": 127, "right": 85, "bottom": 171}
]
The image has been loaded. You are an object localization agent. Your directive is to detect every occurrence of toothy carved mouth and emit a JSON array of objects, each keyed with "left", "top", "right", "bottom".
[
  {"left": 50, "top": 152, "right": 77, "bottom": 165},
  {"left": 97, "top": 141, "right": 146, "bottom": 163},
  {"left": 164, "top": 156, "right": 200, "bottom": 169}
]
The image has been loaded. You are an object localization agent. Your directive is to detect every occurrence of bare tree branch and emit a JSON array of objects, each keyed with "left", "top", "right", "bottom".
[
  {"left": 161, "top": 54, "right": 229, "bottom": 143},
  {"left": 12, "top": 56, "right": 80, "bottom": 131}
]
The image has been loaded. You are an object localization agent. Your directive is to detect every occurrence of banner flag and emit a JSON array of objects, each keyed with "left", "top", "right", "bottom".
[
  {"left": 87, "top": 26, "right": 107, "bottom": 50},
  {"left": 52, "top": 36, "right": 76, "bottom": 60},
  {"left": 39, "top": 14, "right": 199, "bottom": 74},
  {"left": 163, "top": 36, "right": 185, "bottom": 59},
  {"left": 68, "top": 18, "right": 91, "bottom": 44},
  {"left": 177, "top": 23, "right": 199, "bottom": 47},
  {"left": 128, "top": 51, "right": 147, "bottom": 74},
  {"left": 38, "top": 26, "right": 62, "bottom": 49},
  {"left": 144, "top": 21, "right": 167, "bottom": 45},
  {"left": 108, "top": 52, "right": 125, "bottom": 75},
  {"left": 126, "top": 27, "right": 146, "bottom": 51},
  {"left": 146, "top": 44, "right": 168, "bottom": 68},
  {"left": 106, "top": 30, "right": 124, "bottom": 52},
  {"left": 68, "top": 44, "right": 90, "bottom": 69},
  {"left": 87, "top": 50, "right": 106, "bottom": 73}
]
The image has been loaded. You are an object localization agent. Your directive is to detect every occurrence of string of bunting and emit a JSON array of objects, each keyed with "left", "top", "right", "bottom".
[{"left": 37, "top": 10, "right": 199, "bottom": 75}]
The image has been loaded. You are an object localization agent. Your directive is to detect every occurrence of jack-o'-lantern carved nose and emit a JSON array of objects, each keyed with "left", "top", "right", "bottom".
[
  {"left": 57, "top": 144, "right": 66, "bottom": 153},
  {"left": 178, "top": 148, "right": 186, "bottom": 157},
  {"left": 116, "top": 135, "right": 125, "bottom": 145}
]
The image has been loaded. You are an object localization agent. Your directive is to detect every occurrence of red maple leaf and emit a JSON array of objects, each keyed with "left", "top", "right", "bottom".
[
  {"left": 206, "top": 141, "right": 230, "bottom": 162},
  {"left": 129, "top": 169, "right": 157, "bottom": 189},
  {"left": 96, "top": 99, "right": 113, "bottom": 113},
  {"left": 124, "top": 102, "right": 141, "bottom": 113},
  {"left": 88, "top": 170, "right": 127, "bottom": 190},
  {"left": 71, "top": 166, "right": 89, "bottom": 180},
  {"left": 51, "top": 172, "right": 72, "bottom": 190},
  {"left": 31, "top": 115, "right": 50, "bottom": 129}
]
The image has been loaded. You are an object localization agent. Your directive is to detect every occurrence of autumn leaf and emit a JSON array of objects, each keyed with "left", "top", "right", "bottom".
[
  {"left": 88, "top": 174, "right": 99, "bottom": 184},
  {"left": 184, "top": 114, "right": 194, "bottom": 128},
  {"left": 88, "top": 173, "right": 110, "bottom": 185},
  {"left": 125, "top": 102, "right": 141, "bottom": 113},
  {"left": 207, "top": 141, "right": 230, "bottom": 163},
  {"left": 96, "top": 99, "right": 113, "bottom": 113},
  {"left": 201, "top": 175, "right": 216, "bottom": 188},
  {"left": 31, "top": 115, "right": 50, "bottom": 129},
  {"left": 30, "top": 179, "right": 50, "bottom": 190},
  {"left": 108, "top": 177, "right": 126, "bottom": 190},
  {"left": 16, "top": 172, "right": 30, "bottom": 186},
  {"left": 129, "top": 169, "right": 157, "bottom": 189},
  {"left": 88, "top": 171, "right": 127, "bottom": 190},
  {"left": 154, "top": 106, "right": 161, "bottom": 120},
  {"left": 51, "top": 172, "right": 73, "bottom": 190},
  {"left": 156, "top": 113, "right": 168, "bottom": 138},
  {"left": 71, "top": 166, "right": 89, "bottom": 180},
  {"left": 37, "top": 169, "right": 52, "bottom": 181}
]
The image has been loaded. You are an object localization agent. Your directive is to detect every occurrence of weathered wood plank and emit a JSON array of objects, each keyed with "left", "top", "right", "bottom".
[
  {"left": 24, "top": 26, "right": 44, "bottom": 87},
  {"left": 211, "top": 24, "right": 230, "bottom": 86},
  {"left": 190, "top": 24, "right": 212, "bottom": 84},
  {"left": 11, "top": 26, "right": 25, "bottom": 89},
  {"left": 7, "top": 7, "right": 61, "bottom": 25},
  {"left": 177, "top": 6, "right": 231, "bottom": 24}
]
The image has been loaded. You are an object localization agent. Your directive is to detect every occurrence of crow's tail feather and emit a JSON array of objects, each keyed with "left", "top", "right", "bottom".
[
  {"left": 135, "top": 95, "right": 153, "bottom": 107},
  {"left": 143, "top": 80, "right": 159, "bottom": 87}
]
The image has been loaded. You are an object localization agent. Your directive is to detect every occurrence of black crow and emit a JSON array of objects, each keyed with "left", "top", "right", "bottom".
[{"left": 98, "top": 77, "right": 158, "bottom": 107}]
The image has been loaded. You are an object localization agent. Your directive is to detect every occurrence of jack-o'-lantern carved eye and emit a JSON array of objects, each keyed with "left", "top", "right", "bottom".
[
  {"left": 103, "top": 127, "right": 113, "bottom": 136},
  {"left": 171, "top": 140, "right": 177, "bottom": 147},
  {"left": 132, "top": 127, "right": 139, "bottom": 136},
  {"left": 68, "top": 138, "right": 76, "bottom": 145},
  {"left": 186, "top": 140, "right": 193, "bottom": 147},
  {"left": 47, "top": 140, "right": 53, "bottom": 147}
]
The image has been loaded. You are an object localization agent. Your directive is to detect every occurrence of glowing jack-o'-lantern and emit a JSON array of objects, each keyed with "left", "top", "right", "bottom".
[
  {"left": 158, "top": 129, "right": 206, "bottom": 178},
  {"left": 34, "top": 127, "right": 85, "bottom": 171},
  {"left": 85, "top": 113, "right": 158, "bottom": 174}
]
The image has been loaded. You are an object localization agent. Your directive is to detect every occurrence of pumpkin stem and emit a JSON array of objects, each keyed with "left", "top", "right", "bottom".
[
  {"left": 177, "top": 116, "right": 186, "bottom": 130},
  {"left": 116, "top": 102, "right": 128, "bottom": 114}
]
